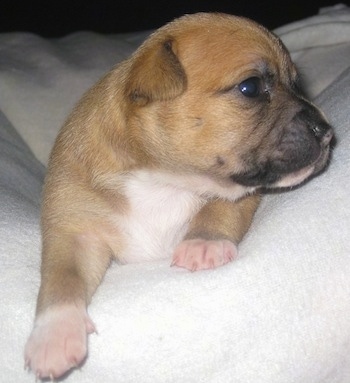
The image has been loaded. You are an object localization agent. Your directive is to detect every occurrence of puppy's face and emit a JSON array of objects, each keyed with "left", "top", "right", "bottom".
[{"left": 125, "top": 13, "right": 333, "bottom": 192}]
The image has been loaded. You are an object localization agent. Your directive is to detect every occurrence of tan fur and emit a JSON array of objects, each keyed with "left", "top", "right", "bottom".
[
  {"left": 185, "top": 195, "right": 261, "bottom": 242},
  {"left": 38, "top": 13, "right": 274, "bottom": 313},
  {"left": 25, "top": 13, "right": 332, "bottom": 380}
]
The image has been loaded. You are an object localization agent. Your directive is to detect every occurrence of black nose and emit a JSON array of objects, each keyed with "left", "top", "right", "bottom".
[
  {"left": 298, "top": 106, "right": 333, "bottom": 146},
  {"left": 309, "top": 118, "right": 333, "bottom": 145}
]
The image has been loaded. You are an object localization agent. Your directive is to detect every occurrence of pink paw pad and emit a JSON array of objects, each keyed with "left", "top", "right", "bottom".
[
  {"left": 24, "top": 304, "right": 95, "bottom": 380},
  {"left": 172, "top": 239, "right": 238, "bottom": 271}
]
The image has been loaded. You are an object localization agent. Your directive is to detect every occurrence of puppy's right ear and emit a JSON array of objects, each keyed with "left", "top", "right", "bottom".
[{"left": 126, "top": 38, "right": 187, "bottom": 106}]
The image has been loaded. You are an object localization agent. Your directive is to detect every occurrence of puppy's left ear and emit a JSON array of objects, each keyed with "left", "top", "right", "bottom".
[{"left": 126, "top": 39, "right": 187, "bottom": 105}]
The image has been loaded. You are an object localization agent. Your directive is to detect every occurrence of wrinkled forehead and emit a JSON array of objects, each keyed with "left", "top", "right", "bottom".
[{"left": 172, "top": 18, "right": 295, "bottom": 89}]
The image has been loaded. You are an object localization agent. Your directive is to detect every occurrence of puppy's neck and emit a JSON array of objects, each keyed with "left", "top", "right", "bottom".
[
  {"left": 122, "top": 169, "right": 254, "bottom": 204},
  {"left": 115, "top": 169, "right": 254, "bottom": 264}
]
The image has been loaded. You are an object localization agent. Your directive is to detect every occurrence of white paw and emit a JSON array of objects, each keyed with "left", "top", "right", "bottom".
[
  {"left": 24, "top": 303, "right": 95, "bottom": 380},
  {"left": 172, "top": 239, "right": 238, "bottom": 271}
]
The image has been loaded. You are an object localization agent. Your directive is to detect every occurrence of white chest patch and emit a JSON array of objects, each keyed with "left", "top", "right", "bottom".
[{"left": 117, "top": 171, "right": 205, "bottom": 263}]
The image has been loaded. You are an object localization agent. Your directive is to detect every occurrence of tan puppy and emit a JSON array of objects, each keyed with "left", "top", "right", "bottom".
[{"left": 25, "top": 13, "right": 333, "bottom": 380}]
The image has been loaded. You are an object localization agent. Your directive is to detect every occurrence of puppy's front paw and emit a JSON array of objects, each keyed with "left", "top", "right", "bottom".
[
  {"left": 24, "top": 304, "right": 95, "bottom": 380},
  {"left": 172, "top": 239, "right": 238, "bottom": 271}
]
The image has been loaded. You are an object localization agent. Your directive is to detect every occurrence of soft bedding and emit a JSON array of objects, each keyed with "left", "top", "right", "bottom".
[{"left": 1, "top": 5, "right": 350, "bottom": 383}]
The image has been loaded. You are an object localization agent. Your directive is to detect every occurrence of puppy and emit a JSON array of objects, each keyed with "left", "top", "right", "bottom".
[{"left": 24, "top": 13, "right": 333, "bottom": 380}]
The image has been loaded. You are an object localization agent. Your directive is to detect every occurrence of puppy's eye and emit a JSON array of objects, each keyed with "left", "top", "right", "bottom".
[{"left": 238, "top": 77, "right": 263, "bottom": 98}]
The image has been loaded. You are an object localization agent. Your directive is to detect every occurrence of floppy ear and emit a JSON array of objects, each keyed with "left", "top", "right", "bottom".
[{"left": 126, "top": 39, "right": 187, "bottom": 105}]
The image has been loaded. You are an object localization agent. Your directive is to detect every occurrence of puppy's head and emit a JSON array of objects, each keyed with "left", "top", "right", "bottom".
[{"left": 124, "top": 13, "right": 333, "bottom": 194}]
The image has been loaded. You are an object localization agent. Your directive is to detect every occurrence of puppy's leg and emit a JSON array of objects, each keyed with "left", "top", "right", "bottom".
[
  {"left": 172, "top": 194, "right": 260, "bottom": 271},
  {"left": 24, "top": 228, "right": 111, "bottom": 380}
]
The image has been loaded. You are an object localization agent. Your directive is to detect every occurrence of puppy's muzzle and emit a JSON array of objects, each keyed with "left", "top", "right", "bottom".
[
  {"left": 231, "top": 102, "right": 334, "bottom": 188},
  {"left": 295, "top": 105, "right": 333, "bottom": 145},
  {"left": 278, "top": 105, "right": 333, "bottom": 171}
]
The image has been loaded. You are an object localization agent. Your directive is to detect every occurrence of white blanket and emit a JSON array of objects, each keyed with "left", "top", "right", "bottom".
[{"left": 1, "top": 5, "right": 349, "bottom": 383}]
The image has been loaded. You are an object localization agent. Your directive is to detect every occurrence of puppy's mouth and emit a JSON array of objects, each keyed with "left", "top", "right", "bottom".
[
  {"left": 230, "top": 133, "right": 333, "bottom": 191},
  {"left": 270, "top": 143, "right": 332, "bottom": 190}
]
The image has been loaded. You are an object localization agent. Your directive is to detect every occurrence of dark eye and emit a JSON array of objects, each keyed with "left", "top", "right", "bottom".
[{"left": 238, "top": 77, "right": 263, "bottom": 98}]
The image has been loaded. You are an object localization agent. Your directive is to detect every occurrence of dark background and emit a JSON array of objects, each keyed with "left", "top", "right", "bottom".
[{"left": 0, "top": 0, "right": 346, "bottom": 37}]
